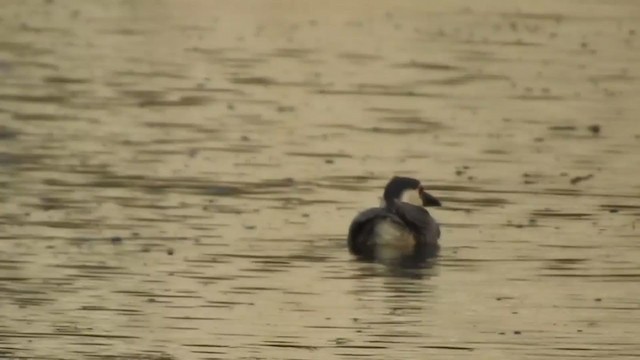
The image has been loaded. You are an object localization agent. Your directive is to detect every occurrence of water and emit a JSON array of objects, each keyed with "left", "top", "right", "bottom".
[{"left": 1, "top": 0, "right": 639, "bottom": 359}]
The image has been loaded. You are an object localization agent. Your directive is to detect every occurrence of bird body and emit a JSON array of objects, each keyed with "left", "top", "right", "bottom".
[{"left": 347, "top": 177, "right": 442, "bottom": 264}]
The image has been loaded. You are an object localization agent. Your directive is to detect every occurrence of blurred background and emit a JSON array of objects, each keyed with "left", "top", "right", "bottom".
[{"left": 0, "top": 0, "right": 639, "bottom": 359}]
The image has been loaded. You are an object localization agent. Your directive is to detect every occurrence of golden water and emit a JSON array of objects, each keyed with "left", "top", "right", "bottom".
[{"left": 1, "top": 1, "right": 639, "bottom": 359}]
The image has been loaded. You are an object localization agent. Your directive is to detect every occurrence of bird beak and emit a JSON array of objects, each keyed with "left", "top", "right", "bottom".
[{"left": 420, "top": 189, "right": 441, "bottom": 207}]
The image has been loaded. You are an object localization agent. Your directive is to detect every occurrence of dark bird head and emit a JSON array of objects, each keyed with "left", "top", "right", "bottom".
[{"left": 383, "top": 176, "right": 442, "bottom": 208}]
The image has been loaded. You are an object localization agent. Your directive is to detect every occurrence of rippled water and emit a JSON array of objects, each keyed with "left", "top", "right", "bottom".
[{"left": 1, "top": 0, "right": 639, "bottom": 359}]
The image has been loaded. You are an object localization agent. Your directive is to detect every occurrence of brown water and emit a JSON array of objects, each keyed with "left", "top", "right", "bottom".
[{"left": 1, "top": 0, "right": 639, "bottom": 359}]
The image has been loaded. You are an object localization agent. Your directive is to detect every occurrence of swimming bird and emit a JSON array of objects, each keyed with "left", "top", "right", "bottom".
[{"left": 347, "top": 176, "right": 442, "bottom": 263}]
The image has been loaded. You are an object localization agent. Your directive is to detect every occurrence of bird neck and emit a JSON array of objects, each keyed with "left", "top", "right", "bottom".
[{"left": 382, "top": 196, "right": 400, "bottom": 211}]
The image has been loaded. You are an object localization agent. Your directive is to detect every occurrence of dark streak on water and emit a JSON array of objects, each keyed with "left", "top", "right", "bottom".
[{"left": 1, "top": 1, "right": 640, "bottom": 359}]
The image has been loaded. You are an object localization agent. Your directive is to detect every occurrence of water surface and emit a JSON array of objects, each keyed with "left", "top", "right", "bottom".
[{"left": 1, "top": 0, "right": 639, "bottom": 359}]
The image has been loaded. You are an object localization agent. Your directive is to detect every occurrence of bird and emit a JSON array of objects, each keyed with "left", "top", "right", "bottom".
[{"left": 347, "top": 176, "right": 442, "bottom": 264}]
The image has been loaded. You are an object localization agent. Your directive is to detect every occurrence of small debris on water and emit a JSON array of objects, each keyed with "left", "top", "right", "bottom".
[
  {"left": 522, "top": 172, "right": 538, "bottom": 185},
  {"left": 325, "top": 159, "right": 334, "bottom": 164},
  {"left": 111, "top": 236, "right": 123, "bottom": 244},
  {"left": 594, "top": 297, "right": 602, "bottom": 302},
  {"left": 514, "top": 330, "right": 522, "bottom": 335},
  {"left": 333, "top": 337, "right": 350, "bottom": 345},
  {"left": 167, "top": 248, "right": 174, "bottom": 256},
  {"left": 587, "top": 124, "right": 601, "bottom": 135},
  {"left": 570, "top": 174, "right": 593, "bottom": 185}
]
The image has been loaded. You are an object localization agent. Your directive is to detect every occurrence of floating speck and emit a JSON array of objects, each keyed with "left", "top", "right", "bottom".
[
  {"left": 570, "top": 174, "right": 593, "bottom": 185},
  {"left": 587, "top": 124, "right": 601, "bottom": 135}
]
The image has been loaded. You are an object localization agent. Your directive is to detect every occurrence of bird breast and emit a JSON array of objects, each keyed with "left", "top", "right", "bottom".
[{"left": 373, "top": 218, "right": 415, "bottom": 260}]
